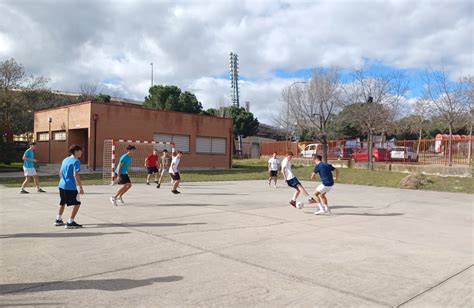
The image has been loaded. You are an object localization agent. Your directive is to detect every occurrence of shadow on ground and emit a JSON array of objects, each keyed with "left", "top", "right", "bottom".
[
  {"left": 304, "top": 211, "right": 403, "bottom": 216},
  {"left": 85, "top": 222, "right": 207, "bottom": 229},
  {"left": 137, "top": 203, "right": 227, "bottom": 207},
  {"left": 1, "top": 276, "right": 183, "bottom": 295},
  {"left": 0, "top": 232, "right": 130, "bottom": 239}
]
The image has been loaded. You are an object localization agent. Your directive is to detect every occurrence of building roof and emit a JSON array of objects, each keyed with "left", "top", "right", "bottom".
[{"left": 34, "top": 100, "right": 233, "bottom": 122}]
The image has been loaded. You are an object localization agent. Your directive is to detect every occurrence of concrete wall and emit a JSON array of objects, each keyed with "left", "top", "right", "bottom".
[{"left": 34, "top": 102, "right": 233, "bottom": 170}]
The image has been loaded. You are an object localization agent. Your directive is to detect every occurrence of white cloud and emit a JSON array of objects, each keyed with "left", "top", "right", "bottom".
[{"left": 0, "top": 0, "right": 472, "bottom": 124}]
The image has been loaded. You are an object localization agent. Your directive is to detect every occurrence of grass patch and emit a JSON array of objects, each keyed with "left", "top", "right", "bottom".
[{"left": 0, "top": 158, "right": 472, "bottom": 194}]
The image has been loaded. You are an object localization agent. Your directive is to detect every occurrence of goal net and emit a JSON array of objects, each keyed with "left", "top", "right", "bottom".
[{"left": 102, "top": 139, "right": 175, "bottom": 184}]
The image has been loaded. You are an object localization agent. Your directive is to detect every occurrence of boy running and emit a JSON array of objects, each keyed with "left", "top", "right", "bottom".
[
  {"left": 281, "top": 151, "right": 316, "bottom": 208},
  {"left": 110, "top": 145, "right": 136, "bottom": 206},
  {"left": 311, "top": 154, "right": 339, "bottom": 215},
  {"left": 144, "top": 149, "right": 159, "bottom": 185},
  {"left": 169, "top": 151, "right": 182, "bottom": 194},
  {"left": 55, "top": 144, "right": 84, "bottom": 229},
  {"left": 157, "top": 149, "right": 171, "bottom": 188},
  {"left": 267, "top": 152, "right": 279, "bottom": 188},
  {"left": 20, "top": 142, "right": 46, "bottom": 194}
]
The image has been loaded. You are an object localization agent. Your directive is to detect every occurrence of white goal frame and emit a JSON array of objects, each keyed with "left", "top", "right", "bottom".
[{"left": 103, "top": 139, "right": 176, "bottom": 184}]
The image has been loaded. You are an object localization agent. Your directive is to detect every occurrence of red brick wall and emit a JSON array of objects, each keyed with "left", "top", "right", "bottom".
[
  {"left": 34, "top": 102, "right": 233, "bottom": 169},
  {"left": 34, "top": 103, "right": 91, "bottom": 164},
  {"left": 90, "top": 103, "right": 233, "bottom": 169}
]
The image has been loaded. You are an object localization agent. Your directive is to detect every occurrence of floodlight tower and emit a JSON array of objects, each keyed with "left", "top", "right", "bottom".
[{"left": 229, "top": 52, "right": 240, "bottom": 107}]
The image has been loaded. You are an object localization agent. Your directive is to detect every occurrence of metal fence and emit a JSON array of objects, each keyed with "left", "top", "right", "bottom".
[{"left": 260, "top": 138, "right": 473, "bottom": 166}]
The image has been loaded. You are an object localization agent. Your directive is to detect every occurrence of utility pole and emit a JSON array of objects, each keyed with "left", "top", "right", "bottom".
[{"left": 150, "top": 62, "right": 154, "bottom": 88}]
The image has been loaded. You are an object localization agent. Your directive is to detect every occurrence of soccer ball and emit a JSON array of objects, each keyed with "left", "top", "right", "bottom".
[{"left": 296, "top": 201, "right": 304, "bottom": 209}]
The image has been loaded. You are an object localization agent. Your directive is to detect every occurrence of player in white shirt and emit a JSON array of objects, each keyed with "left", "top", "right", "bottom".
[
  {"left": 281, "top": 151, "right": 316, "bottom": 208},
  {"left": 169, "top": 151, "right": 182, "bottom": 194},
  {"left": 267, "top": 152, "right": 280, "bottom": 188}
]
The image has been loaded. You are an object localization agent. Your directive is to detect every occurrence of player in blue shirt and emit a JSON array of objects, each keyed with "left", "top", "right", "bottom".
[
  {"left": 311, "top": 154, "right": 339, "bottom": 215},
  {"left": 55, "top": 144, "right": 84, "bottom": 229},
  {"left": 110, "top": 145, "right": 136, "bottom": 206},
  {"left": 20, "top": 142, "right": 46, "bottom": 194}
]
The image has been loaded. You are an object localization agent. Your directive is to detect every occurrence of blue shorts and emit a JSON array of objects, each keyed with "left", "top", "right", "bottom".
[{"left": 286, "top": 177, "right": 301, "bottom": 189}]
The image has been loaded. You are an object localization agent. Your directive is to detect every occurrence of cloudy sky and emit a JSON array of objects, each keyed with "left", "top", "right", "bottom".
[{"left": 0, "top": 0, "right": 472, "bottom": 123}]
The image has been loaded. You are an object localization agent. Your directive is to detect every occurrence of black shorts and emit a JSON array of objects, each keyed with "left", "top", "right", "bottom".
[
  {"left": 118, "top": 174, "right": 131, "bottom": 185},
  {"left": 286, "top": 177, "right": 301, "bottom": 189},
  {"left": 59, "top": 188, "right": 81, "bottom": 206},
  {"left": 170, "top": 172, "right": 181, "bottom": 181},
  {"left": 147, "top": 166, "right": 159, "bottom": 174},
  {"left": 269, "top": 170, "right": 278, "bottom": 177}
]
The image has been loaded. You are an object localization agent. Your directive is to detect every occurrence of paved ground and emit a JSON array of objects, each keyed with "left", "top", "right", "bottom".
[{"left": 0, "top": 180, "right": 472, "bottom": 307}]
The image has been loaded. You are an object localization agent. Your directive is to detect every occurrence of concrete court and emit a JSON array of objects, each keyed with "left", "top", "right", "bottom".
[{"left": 0, "top": 180, "right": 472, "bottom": 307}]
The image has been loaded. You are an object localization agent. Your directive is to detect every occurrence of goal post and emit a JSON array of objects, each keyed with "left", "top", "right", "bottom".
[{"left": 102, "top": 139, "right": 176, "bottom": 184}]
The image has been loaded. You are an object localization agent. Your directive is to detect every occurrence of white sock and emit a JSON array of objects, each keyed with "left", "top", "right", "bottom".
[
  {"left": 317, "top": 203, "right": 324, "bottom": 211},
  {"left": 323, "top": 204, "right": 329, "bottom": 211},
  {"left": 57, "top": 215, "right": 62, "bottom": 220},
  {"left": 68, "top": 218, "right": 74, "bottom": 223}
]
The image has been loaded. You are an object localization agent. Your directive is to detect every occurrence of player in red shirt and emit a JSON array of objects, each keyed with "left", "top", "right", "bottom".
[{"left": 144, "top": 149, "right": 159, "bottom": 185}]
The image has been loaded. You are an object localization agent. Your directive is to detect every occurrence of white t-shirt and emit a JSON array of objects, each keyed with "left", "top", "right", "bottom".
[
  {"left": 268, "top": 157, "right": 279, "bottom": 171},
  {"left": 281, "top": 158, "right": 294, "bottom": 180},
  {"left": 169, "top": 157, "right": 180, "bottom": 173}
]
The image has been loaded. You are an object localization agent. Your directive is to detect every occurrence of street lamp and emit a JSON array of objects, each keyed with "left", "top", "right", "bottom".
[
  {"left": 286, "top": 81, "right": 308, "bottom": 141},
  {"left": 48, "top": 117, "right": 52, "bottom": 164}
]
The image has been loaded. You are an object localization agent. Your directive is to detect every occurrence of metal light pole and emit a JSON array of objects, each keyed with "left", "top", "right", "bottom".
[
  {"left": 150, "top": 62, "right": 154, "bottom": 87},
  {"left": 48, "top": 117, "right": 52, "bottom": 164}
]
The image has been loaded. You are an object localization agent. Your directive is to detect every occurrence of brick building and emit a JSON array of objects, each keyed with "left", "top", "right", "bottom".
[{"left": 33, "top": 101, "right": 233, "bottom": 170}]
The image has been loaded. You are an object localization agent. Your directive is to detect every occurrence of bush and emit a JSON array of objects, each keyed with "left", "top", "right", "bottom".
[{"left": 0, "top": 139, "right": 18, "bottom": 164}]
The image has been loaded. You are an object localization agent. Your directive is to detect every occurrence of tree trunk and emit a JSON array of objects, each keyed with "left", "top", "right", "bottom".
[
  {"left": 417, "top": 127, "right": 422, "bottom": 155},
  {"left": 368, "top": 131, "right": 374, "bottom": 171},
  {"left": 322, "top": 134, "right": 328, "bottom": 163},
  {"left": 448, "top": 124, "right": 453, "bottom": 166}
]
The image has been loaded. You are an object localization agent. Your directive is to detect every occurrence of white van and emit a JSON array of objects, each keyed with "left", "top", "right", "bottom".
[{"left": 300, "top": 144, "right": 320, "bottom": 158}]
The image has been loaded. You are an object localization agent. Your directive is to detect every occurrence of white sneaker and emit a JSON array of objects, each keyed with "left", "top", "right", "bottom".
[
  {"left": 117, "top": 197, "right": 124, "bottom": 205},
  {"left": 110, "top": 197, "right": 117, "bottom": 206},
  {"left": 268, "top": 182, "right": 271, "bottom": 187},
  {"left": 273, "top": 184, "right": 277, "bottom": 188},
  {"left": 314, "top": 210, "right": 325, "bottom": 215}
]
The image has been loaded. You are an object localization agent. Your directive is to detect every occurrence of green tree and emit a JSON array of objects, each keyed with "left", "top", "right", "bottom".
[
  {"left": 205, "top": 106, "right": 259, "bottom": 139},
  {"left": 144, "top": 85, "right": 202, "bottom": 114},
  {"left": 228, "top": 106, "right": 259, "bottom": 138}
]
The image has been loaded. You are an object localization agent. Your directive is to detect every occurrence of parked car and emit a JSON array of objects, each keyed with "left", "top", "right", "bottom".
[
  {"left": 390, "top": 146, "right": 418, "bottom": 162},
  {"left": 14, "top": 141, "right": 28, "bottom": 152},
  {"left": 300, "top": 144, "right": 320, "bottom": 158},
  {"left": 350, "top": 147, "right": 391, "bottom": 162}
]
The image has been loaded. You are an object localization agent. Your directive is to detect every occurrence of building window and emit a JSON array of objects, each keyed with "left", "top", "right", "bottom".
[
  {"left": 37, "top": 132, "right": 49, "bottom": 141},
  {"left": 196, "top": 136, "right": 226, "bottom": 154},
  {"left": 153, "top": 133, "right": 190, "bottom": 153},
  {"left": 53, "top": 131, "right": 66, "bottom": 141}
]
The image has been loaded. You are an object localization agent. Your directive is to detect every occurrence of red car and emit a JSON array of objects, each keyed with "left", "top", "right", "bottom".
[{"left": 350, "top": 148, "right": 391, "bottom": 162}]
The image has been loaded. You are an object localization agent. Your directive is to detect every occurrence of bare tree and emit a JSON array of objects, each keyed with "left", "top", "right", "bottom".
[
  {"left": 287, "top": 68, "right": 342, "bottom": 162},
  {"left": 0, "top": 58, "right": 50, "bottom": 139},
  {"left": 423, "top": 68, "right": 471, "bottom": 165},
  {"left": 342, "top": 69, "right": 409, "bottom": 170},
  {"left": 413, "top": 98, "right": 433, "bottom": 154},
  {"left": 79, "top": 82, "right": 99, "bottom": 101}
]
